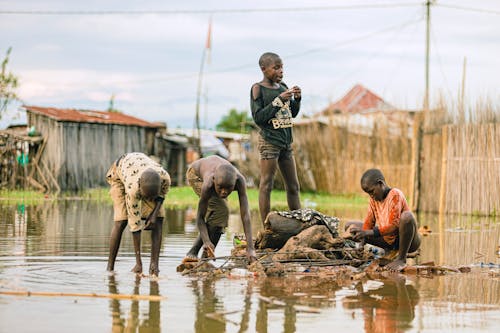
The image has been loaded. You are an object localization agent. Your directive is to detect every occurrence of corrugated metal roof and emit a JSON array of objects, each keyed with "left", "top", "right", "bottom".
[
  {"left": 23, "top": 105, "right": 161, "bottom": 128},
  {"left": 318, "top": 84, "right": 394, "bottom": 116}
]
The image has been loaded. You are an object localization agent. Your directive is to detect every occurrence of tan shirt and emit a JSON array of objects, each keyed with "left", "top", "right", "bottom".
[{"left": 117, "top": 153, "right": 170, "bottom": 231}]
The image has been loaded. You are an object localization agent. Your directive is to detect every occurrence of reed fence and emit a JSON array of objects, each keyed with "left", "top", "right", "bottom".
[
  {"left": 418, "top": 123, "right": 500, "bottom": 214},
  {"left": 244, "top": 117, "right": 413, "bottom": 196},
  {"left": 244, "top": 100, "right": 499, "bottom": 215}
]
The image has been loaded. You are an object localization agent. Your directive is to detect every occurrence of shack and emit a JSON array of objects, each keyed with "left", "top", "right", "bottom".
[{"left": 23, "top": 105, "right": 181, "bottom": 191}]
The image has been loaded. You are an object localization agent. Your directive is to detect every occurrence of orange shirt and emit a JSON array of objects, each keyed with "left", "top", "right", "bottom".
[{"left": 362, "top": 188, "right": 409, "bottom": 245}]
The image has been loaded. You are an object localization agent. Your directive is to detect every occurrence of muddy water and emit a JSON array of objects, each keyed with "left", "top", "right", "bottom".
[{"left": 0, "top": 201, "right": 498, "bottom": 333}]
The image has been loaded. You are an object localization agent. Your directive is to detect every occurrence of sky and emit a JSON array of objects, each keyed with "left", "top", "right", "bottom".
[{"left": 1, "top": 0, "right": 499, "bottom": 130}]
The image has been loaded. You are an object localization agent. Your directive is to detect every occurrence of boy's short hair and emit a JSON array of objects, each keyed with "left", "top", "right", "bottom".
[
  {"left": 361, "top": 168, "right": 385, "bottom": 186},
  {"left": 259, "top": 52, "right": 280, "bottom": 68}
]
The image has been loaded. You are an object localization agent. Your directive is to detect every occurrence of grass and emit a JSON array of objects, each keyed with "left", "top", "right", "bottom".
[{"left": 0, "top": 187, "right": 368, "bottom": 214}]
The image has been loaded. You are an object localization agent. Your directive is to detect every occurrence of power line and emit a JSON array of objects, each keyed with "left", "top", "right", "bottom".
[
  {"left": 436, "top": 3, "right": 500, "bottom": 16},
  {"left": 33, "top": 16, "right": 423, "bottom": 89},
  {"left": 0, "top": 3, "right": 421, "bottom": 16}
]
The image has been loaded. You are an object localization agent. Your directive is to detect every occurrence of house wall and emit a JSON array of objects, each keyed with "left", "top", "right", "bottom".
[{"left": 28, "top": 112, "right": 156, "bottom": 191}]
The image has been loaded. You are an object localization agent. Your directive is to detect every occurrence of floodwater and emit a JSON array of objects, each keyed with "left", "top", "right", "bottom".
[{"left": 0, "top": 200, "right": 499, "bottom": 333}]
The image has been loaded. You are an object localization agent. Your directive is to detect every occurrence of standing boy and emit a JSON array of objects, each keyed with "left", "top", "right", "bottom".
[
  {"left": 106, "top": 152, "right": 171, "bottom": 276},
  {"left": 183, "top": 155, "right": 256, "bottom": 263},
  {"left": 348, "top": 169, "right": 421, "bottom": 272},
  {"left": 250, "top": 52, "right": 302, "bottom": 225}
]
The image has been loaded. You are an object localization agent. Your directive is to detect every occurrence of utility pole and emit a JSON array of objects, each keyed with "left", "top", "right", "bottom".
[
  {"left": 194, "top": 50, "right": 205, "bottom": 157},
  {"left": 412, "top": 0, "right": 433, "bottom": 212},
  {"left": 424, "top": 0, "right": 432, "bottom": 111},
  {"left": 194, "top": 18, "right": 212, "bottom": 158}
]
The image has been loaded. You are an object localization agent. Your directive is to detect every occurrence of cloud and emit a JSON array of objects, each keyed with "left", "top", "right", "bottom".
[{"left": 1, "top": 0, "right": 499, "bottom": 130}]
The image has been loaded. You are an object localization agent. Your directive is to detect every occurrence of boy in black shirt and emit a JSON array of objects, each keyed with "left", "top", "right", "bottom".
[{"left": 250, "top": 52, "right": 302, "bottom": 225}]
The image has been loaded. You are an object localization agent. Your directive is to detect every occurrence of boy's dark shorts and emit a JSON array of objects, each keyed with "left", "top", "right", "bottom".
[
  {"left": 258, "top": 136, "right": 293, "bottom": 160},
  {"left": 366, "top": 235, "right": 399, "bottom": 251}
]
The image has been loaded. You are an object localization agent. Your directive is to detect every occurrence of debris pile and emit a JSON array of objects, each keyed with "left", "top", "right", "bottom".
[{"left": 177, "top": 209, "right": 472, "bottom": 279}]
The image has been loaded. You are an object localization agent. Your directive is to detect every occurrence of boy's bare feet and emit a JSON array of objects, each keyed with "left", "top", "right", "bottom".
[
  {"left": 385, "top": 259, "right": 407, "bottom": 272},
  {"left": 182, "top": 254, "right": 199, "bottom": 263},
  {"left": 131, "top": 264, "right": 143, "bottom": 274}
]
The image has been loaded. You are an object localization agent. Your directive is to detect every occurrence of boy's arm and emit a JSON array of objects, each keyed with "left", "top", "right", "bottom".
[
  {"left": 352, "top": 206, "right": 376, "bottom": 241},
  {"left": 195, "top": 182, "right": 215, "bottom": 257},
  {"left": 235, "top": 176, "right": 256, "bottom": 263},
  {"left": 145, "top": 171, "right": 170, "bottom": 228},
  {"left": 250, "top": 84, "right": 287, "bottom": 125},
  {"left": 144, "top": 197, "right": 164, "bottom": 229},
  {"left": 290, "top": 86, "right": 301, "bottom": 117},
  {"left": 290, "top": 99, "right": 301, "bottom": 117}
]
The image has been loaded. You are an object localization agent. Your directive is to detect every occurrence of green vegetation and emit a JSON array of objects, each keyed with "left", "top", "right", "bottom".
[
  {"left": 0, "top": 47, "right": 20, "bottom": 117},
  {"left": 215, "top": 108, "right": 253, "bottom": 133},
  {"left": 0, "top": 187, "right": 368, "bottom": 214}
]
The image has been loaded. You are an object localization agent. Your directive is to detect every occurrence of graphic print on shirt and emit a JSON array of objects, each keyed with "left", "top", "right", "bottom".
[{"left": 270, "top": 97, "right": 293, "bottom": 129}]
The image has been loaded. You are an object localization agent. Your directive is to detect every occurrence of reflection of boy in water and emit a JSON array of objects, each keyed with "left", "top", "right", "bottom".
[
  {"left": 352, "top": 276, "right": 419, "bottom": 333},
  {"left": 347, "top": 169, "right": 421, "bottom": 272},
  {"left": 108, "top": 275, "right": 161, "bottom": 332}
]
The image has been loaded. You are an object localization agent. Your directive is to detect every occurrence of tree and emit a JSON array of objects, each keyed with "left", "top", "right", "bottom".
[
  {"left": 215, "top": 108, "right": 253, "bottom": 133},
  {"left": 0, "top": 47, "right": 20, "bottom": 119}
]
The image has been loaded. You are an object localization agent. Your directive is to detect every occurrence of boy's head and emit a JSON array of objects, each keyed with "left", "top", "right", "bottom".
[
  {"left": 259, "top": 52, "right": 283, "bottom": 83},
  {"left": 213, "top": 164, "right": 237, "bottom": 199},
  {"left": 360, "top": 169, "right": 389, "bottom": 201},
  {"left": 139, "top": 168, "right": 161, "bottom": 200}
]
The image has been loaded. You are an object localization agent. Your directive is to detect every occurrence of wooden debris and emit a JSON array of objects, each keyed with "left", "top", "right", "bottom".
[
  {"left": 258, "top": 295, "right": 286, "bottom": 307},
  {"left": 205, "top": 310, "right": 241, "bottom": 325},
  {"left": 0, "top": 290, "right": 165, "bottom": 301},
  {"left": 293, "top": 305, "right": 321, "bottom": 313}
]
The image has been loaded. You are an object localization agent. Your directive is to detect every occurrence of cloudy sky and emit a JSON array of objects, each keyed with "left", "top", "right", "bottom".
[{"left": 1, "top": 0, "right": 499, "bottom": 129}]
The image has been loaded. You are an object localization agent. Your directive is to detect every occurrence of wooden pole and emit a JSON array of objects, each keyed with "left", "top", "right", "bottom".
[
  {"left": 410, "top": 112, "right": 423, "bottom": 211},
  {"left": 0, "top": 290, "right": 166, "bottom": 301},
  {"left": 194, "top": 49, "right": 206, "bottom": 157},
  {"left": 459, "top": 57, "right": 467, "bottom": 123},
  {"left": 424, "top": 0, "right": 432, "bottom": 111},
  {"left": 438, "top": 125, "right": 448, "bottom": 214}
]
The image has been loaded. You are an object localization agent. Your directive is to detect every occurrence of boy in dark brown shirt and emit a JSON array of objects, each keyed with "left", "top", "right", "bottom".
[{"left": 250, "top": 52, "right": 302, "bottom": 225}]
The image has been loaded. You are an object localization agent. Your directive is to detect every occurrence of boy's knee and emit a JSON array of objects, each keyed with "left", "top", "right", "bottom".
[{"left": 400, "top": 211, "right": 416, "bottom": 226}]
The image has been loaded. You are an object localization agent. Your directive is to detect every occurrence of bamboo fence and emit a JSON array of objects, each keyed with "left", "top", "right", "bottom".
[
  {"left": 244, "top": 117, "right": 413, "bottom": 196},
  {"left": 245, "top": 101, "right": 499, "bottom": 215},
  {"left": 418, "top": 102, "right": 500, "bottom": 214},
  {"left": 441, "top": 124, "right": 500, "bottom": 214}
]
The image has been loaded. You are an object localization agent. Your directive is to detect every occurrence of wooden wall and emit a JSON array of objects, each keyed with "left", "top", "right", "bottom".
[{"left": 29, "top": 113, "right": 157, "bottom": 191}]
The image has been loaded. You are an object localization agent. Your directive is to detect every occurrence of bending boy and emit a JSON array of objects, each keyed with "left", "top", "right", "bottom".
[
  {"left": 348, "top": 169, "right": 421, "bottom": 272},
  {"left": 184, "top": 155, "right": 256, "bottom": 263},
  {"left": 106, "top": 152, "right": 171, "bottom": 276}
]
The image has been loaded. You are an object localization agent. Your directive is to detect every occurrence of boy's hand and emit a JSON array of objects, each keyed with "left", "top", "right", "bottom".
[
  {"left": 350, "top": 227, "right": 373, "bottom": 241},
  {"left": 144, "top": 213, "right": 157, "bottom": 230},
  {"left": 203, "top": 242, "right": 216, "bottom": 258},
  {"left": 291, "top": 86, "right": 301, "bottom": 100},
  {"left": 279, "top": 89, "right": 294, "bottom": 101},
  {"left": 246, "top": 248, "right": 257, "bottom": 264}
]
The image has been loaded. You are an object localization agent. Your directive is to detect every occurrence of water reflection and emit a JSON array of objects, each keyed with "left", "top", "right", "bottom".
[
  {"left": 345, "top": 275, "right": 419, "bottom": 333},
  {"left": 0, "top": 201, "right": 499, "bottom": 333},
  {"left": 108, "top": 275, "right": 161, "bottom": 332}
]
